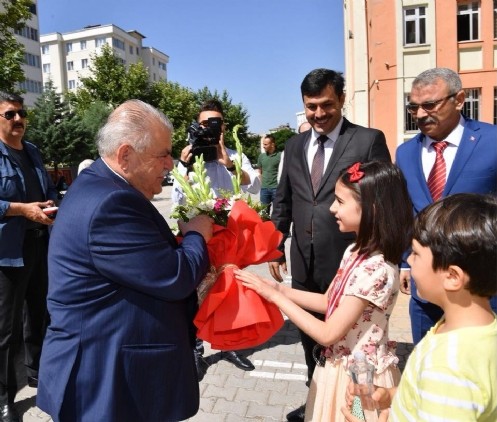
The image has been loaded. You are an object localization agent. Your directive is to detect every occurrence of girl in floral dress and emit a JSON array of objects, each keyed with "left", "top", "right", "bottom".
[{"left": 235, "top": 161, "right": 413, "bottom": 421}]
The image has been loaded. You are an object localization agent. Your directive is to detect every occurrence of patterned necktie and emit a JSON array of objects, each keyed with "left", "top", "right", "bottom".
[
  {"left": 427, "top": 141, "right": 449, "bottom": 201},
  {"left": 310, "top": 135, "right": 327, "bottom": 194}
]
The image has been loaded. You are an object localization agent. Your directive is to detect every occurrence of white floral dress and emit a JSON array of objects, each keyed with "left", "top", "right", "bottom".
[{"left": 305, "top": 245, "right": 401, "bottom": 422}]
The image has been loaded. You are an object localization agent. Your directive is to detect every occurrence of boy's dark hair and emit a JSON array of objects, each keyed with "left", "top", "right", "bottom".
[
  {"left": 338, "top": 161, "right": 413, "bottom": 264},
  {"left": 197, "top": 99, "right": 224, "bottom": 119},
  {"left": 0, "top": 91, "right": 24, "bottom": 105},
  {"left": 414, "top": 193, "right": 497, "bottom": 297},
  {"left": 301, "top": 69, "right": 345, "bottom": 98}
]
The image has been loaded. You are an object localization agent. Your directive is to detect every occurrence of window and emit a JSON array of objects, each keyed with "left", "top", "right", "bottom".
[
  {"left": 68, "top": 80, "right": 76, "bottom": 90},
  {"left": 24, "top": 53, "right": 40, "bottom": 68},
  {"left": 462, "top": 88, "right": 480, "bottom": 119},
  {"left": 42, "top": 45, "right": 49, "bottom": 55},
  {"left": 29, "top": 3, "right": 37, "bottom": 15},
  {"left": 96, "top": 37, "right": 106, "bottom": 47},
  {"left": 80, "top": 40, "right": 87, "bottom": 50},
  {"left": 129, "top": 45, "right": 134, "bottom": 54},
  {"left": 67, "top": 61, "right": 74, "bottom": 71},
  {"left": 493, "top": 87, "right": 497, "bottom": 125},
  {"left": 136, "top": 47, "right": 139, "bottom": 54},
  {"left": 404, "top": 7, "right": 426, "bottom": 45},
  {"left": 14, "top": 25, "right": 38, "bottom": 41},
  {"left": 458, "top": 2, "right": 480, "bottom": 41},
  {"left": 81, "top": 58, "right": 88, "bottom": 68},
  {"left": 152, "top": 57, "right": 155, "bottom": 66},
  {"left": 17, "top": 79, "right": 43, "bottom": 94},
  {"left": 43, "top": 63, "right": 51, "bottom": 73},
  {"left": 112, "top": 38, "right": 125, "bottom": 50},
  {"left": 494, "top": 0, "right": 497, "bottom": 38},
  {"left": 158, "top": 61, "right": 167, "bottom": 70},
  {"left": 66, "top": 42, "right": 73, "bottom": 53},
  {"left": 404, "top": 95, "right": 418, "bottom": 131}
]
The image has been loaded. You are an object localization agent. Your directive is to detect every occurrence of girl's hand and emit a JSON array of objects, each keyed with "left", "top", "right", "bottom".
[
  {"left": 341, "top": 406, "right": 390, "bottom": 422},
  {"left": 234, "top": 269, "right": 278, "bottom": 301}
]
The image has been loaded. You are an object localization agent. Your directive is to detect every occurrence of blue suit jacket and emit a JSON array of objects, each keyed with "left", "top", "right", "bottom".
[
  {"left": 396, "top": 117, "right": 497, "bottom": 300},
  {"left": 37, "top": 159, "right": 210, "bottom": 422}
]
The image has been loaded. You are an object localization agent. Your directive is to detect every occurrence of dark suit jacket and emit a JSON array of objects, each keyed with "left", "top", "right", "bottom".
[
  {"left": 37, "top": 158, "right": 210, "bottom": 422},
  {"left": 395, "top": 117, "right": 497, "bottom": 301},
  {"left": 272, "top": 118, "right": 391, "bottom": 292}
]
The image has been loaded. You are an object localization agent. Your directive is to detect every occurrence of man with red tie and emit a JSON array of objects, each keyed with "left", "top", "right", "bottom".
[{"left": 396, "top": 67, "right": 497, "bottom": 345}]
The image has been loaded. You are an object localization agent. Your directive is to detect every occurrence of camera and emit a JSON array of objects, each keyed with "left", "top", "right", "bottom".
[{"left": 187, "top": 117, "right": 223, "bottom": 163}]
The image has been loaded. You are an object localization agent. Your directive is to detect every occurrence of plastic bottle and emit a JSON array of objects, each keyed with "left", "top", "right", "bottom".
[{"left": 349, "top": 351, "right": 376, "bottom": 420}]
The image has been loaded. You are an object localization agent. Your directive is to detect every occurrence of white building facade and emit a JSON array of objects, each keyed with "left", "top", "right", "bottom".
[{"left": 40, "top": 24, "right": 169, "bottom": 93}]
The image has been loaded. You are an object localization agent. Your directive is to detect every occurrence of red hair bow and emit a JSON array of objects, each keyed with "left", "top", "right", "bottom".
[{"left": 347, "top": 162, "right": 364, "bottom": 182}]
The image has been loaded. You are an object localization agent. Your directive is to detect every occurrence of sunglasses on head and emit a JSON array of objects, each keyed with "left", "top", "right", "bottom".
[{"left": 0, "top": 109, "right": 28, "bottom": 120}]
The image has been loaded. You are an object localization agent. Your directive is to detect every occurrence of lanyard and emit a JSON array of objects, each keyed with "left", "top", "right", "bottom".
[{"left": 325, "top": 252, "right": 366, "bottom": 320}]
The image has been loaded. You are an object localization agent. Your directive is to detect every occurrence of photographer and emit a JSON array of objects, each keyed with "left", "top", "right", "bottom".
[{"left": 171, "top": 99, "right": 260, "bottom": 378}]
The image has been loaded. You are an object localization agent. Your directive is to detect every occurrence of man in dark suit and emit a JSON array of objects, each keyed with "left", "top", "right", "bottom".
[
  {"left": 37, "top": 100, "right": 213, "bottom": 422},
  {"left": 270, "top": 68, "right": 391, "bottom": 421},
  {"left": 396, "top": 67, "right": 497, "bottom": 345}
]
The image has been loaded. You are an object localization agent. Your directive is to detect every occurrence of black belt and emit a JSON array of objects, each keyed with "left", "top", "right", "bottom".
[{"left": 25, "top": 228, "right": 48, "bottom": 238}]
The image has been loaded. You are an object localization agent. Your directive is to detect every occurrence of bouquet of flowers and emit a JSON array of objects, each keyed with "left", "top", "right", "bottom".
[{"left": 170, "top": 126, "right": 284, "bottom": 351}]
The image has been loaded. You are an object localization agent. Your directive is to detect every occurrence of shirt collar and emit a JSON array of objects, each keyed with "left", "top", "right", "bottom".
[
  {"left": 424, "top": 115, "right": 464, "bottom": 148},
  {"left": 311, "top": 117, "right": 344, "bottom": 145}
]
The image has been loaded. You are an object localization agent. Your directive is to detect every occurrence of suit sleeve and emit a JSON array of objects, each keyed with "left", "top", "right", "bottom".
[
  {"left": 88, "top": 190, "right": 210, "bottom": 301},
  {"left": 368, "top": 130, "right": 391, "bottom": 163}
]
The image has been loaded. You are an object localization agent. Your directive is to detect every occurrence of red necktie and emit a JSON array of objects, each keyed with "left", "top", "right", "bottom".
[
  {"left": 427, "top": 141, "right": 449, "bottom": 201},
  {"left": 310, "top": 135, "right": 327, "bottom": 194}
]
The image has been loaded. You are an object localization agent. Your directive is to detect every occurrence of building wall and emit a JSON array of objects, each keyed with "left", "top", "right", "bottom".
[
  {"left": 344, "top": 0, "right": 497, "bottom": 158},
  {"left": 1, "top": 0, "right": 43, "bottom": 107},
  {"left": 40, "top": 24, "right": 169, "bottom": 93}
]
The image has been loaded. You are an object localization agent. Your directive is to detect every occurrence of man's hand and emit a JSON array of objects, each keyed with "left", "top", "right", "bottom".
[
  {"left": 268, "top": 261, "right": 287, "bottom": 282},
  {"left": 179, "top": 214, "right": 213, "bottom": 242},
  {"left": 6, "top": 201, "right": 55, "bottom": 225},
  {"left": 399, "top": 270, "right": 411, "bottom": 295},
  {"left": 180, "top": 145, "right": 193, "bottom": 166},
  {"left": 217, "top": 133, "right": 234, "bottom": 168}
]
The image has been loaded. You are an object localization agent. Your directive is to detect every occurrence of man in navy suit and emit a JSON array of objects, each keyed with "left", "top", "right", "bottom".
[
  {"left": 396, "top": 67, "right": 497, "bottom": 345},
  {"left": 37, "top": 100, "right": 213, "bottom": 422}
]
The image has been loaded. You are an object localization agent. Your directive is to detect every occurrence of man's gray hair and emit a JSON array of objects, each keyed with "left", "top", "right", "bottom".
[
  {"left": 412, "top": 68, "right": 462, "bottom": 94},
  {"left": 97, "top": 99, "right": 173, "bottom": 157}
]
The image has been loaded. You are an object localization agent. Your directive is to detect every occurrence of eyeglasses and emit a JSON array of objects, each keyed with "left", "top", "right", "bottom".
[
  {"left": 406, "top": 94, "right": 456, "bottom": 114},
  {"left": 0, "top": 109, "right": 28, "bottom": 120}
]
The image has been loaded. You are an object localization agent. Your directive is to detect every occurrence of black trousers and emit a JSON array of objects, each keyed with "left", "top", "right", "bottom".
[{"left": 0, "top": 229, "right": 49, "bottom": 404}]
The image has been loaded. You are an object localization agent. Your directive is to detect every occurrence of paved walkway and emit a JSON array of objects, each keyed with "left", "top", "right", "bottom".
[{"left": 15, "top": 187, "right": 414, "bottom": 421}]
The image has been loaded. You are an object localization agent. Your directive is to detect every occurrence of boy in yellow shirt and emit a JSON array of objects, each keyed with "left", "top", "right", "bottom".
[{"left": 343, "top": 193, "right": 497, "bottom": 421}]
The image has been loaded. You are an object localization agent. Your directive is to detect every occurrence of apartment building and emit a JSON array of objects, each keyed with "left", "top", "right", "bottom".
[
  {"left": 0, "top": 0, "right": 43, "bottom": 107},
  {"left": 40, "top": 24, "right": 169, "bottom": 93},
  {"left": 344, "top": 0, "right": 497, "bottom": 156}
]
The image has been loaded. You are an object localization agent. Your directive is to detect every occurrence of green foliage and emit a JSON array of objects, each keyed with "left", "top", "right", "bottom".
[
  {"left": 0, "top": 0, "right": 33, "bottom": 92},
  {"left": 148, "top": 81, "right": 197, "bottom": 157},
  {"left": 271, "top": 127, "right": 296, "bottom": 152},
  {"left": 72, "top": 44, "right": 151, "bottom": 110},
  {"left": 25, "top": 81, "right": 91, "bottom": 168}
]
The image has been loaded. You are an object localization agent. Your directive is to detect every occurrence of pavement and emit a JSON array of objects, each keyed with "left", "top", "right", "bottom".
[{"left": 14, "top": 186, "right": 414, "bottom": 421}]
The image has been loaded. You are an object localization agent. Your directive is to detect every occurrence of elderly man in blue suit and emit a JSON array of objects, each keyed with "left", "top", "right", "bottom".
[
  {"left": 396, "top": 67, "right": 497, "bottom": 345},
  {"left": 37, "top": 100, "right": 213, "bottom": 422}
]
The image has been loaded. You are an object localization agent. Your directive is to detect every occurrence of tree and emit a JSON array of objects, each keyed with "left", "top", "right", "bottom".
[
  {"left": 271, "top": 127, "right": 296, "bottom": 152},
  {"left": 72, "top": 44, "right": 151, "bottom": 110},
  {"left": 0, "top": 0, "right": 33, "bottom": 92},
  {"left": 25, "top": 81, "right": 91, "bottom": 172},
  {"left": 148, "top": 81, "right": 198, "bottom": 157}
]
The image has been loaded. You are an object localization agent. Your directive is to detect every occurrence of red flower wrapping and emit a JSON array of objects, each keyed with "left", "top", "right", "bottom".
[{"left": 193, "top": 200, "right": 284, "bottom": 351}]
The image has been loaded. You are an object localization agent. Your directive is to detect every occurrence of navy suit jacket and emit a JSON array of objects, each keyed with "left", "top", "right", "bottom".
[
  {"left": 396, "top": 117, "right": 497, "bottom": 300},
  {"left": 272, "top": 118, "right": 391, "bottom": 292},
  {"left": 37, "top": 159, "right": 210, "bottom": 422}
]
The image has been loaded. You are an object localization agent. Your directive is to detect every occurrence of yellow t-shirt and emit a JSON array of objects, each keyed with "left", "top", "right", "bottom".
[{"left": 390, "top": 317, "right": 497, "bottom": 421}]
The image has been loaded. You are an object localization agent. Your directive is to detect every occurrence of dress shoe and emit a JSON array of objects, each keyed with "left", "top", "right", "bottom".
[
  {"left": 0, "top": 404, "right": 20, "bottom": 422},
  {"left": 220, "top": 350, "right": 255, "bottom": 371},
  {"left": 194, "top": 350, "right": 209, "bottom": 382},
  {"left": 27, "top": 376, "right": 38, "bottom": 388},
  {"left": 286, "top": 404, "right": 305, "bottom": 421}
]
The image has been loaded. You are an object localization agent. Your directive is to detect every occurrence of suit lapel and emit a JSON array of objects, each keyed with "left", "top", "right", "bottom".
[
  {"left": 444, "top": 119, "right": 479, "bottom": 194},
  {"left": 412, "top": 134, "right": 434, "bottom": 203}
]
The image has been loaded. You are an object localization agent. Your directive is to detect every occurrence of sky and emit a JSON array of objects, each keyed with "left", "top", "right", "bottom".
[{"left": 38, "top": 0, "right": 345, "bottom": 134}]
